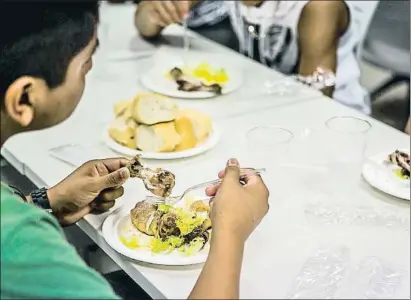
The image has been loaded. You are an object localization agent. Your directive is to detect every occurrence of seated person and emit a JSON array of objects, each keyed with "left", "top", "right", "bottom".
[
  {"left": 0, "top": 3, "right": 269, "bottom": 299},
  {"left": 134, "top": 1, "right": 238, "bottom": 49},
  {"left": 136, "top": 0, "right": 371, "bottom": 115},
  {"left": 226, "top": 0, "right": 371, "bottom": 114}
]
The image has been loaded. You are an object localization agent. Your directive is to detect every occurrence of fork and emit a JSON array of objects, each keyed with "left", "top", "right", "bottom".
[
  {"left": 182, "top": 13, "right": 190, "bottom": 66},
  {"left": 145, "top": 168, "right": 266, "bottom": 205}
]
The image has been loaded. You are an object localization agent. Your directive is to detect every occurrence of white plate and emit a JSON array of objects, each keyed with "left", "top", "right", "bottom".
[
  {"left": 362, "top": 150, "right": 410, "bottom": 201},
  {"left": 140, "top": 57, "right": 243, "bottom": 99},
  {"left": 102, "top": 206, "right": 209, "bottom": 266},
  {"left": 103, "top": 123, "right": 220, "bottom": 160}
]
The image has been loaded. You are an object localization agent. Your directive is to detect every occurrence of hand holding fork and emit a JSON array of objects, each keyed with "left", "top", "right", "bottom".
[{"left": 146, "top": 168, "right": 266, "bottom": 205}]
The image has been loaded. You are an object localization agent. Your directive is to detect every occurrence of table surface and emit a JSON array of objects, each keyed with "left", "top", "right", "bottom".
[{"left": 2, "top": 3, "right": 410, "bottom": 299}]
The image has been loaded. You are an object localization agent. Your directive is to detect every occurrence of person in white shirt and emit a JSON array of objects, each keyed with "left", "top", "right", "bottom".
[{"left": 227, "top": 0, "right": 371, "bottom": 114}]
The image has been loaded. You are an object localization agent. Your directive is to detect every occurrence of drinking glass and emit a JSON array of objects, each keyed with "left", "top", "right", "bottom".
[
  {"left": 325, "top": 116, "right": 372, "bottom": 200},
  {"left": 247, "top": 126, "right": 294, "bottom": 193}
]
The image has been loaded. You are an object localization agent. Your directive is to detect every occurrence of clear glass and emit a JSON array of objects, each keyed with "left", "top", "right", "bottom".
[
  {"left": 246, "top": 126, "right": 294, "bottom": 183},
  {"left": 325, "top": 116, "right": 372, "bottom": 199}
]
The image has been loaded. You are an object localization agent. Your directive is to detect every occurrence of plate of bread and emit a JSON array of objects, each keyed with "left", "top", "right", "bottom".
[
  {"left": 105, "top": 93, "right": 220, "bottom": 159},
  {"left": 140, "top": 60, "right": 243, "bottom": 99}
]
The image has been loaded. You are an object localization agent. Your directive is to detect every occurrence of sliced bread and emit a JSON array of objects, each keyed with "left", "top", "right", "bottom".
[
  {"left": 114, "top": 99, "right": 133, "bottom": 117},
  {"left": 136, "top": 122, "right": 181, "bottom": 152},
  {"left": 177, "top": 109, "right": 212, "bottom": 143},
  {"left": 132, "top": 93, "right": 179, "bottom": 125},
  {"left": 108, "top": 118, "right": 137, "bottom": 149},
  {"left": 174, "top": 116, "right": 197, "bottom": 151}
]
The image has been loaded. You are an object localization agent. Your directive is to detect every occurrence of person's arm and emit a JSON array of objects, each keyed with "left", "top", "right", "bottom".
[
  {"left": 242, "top": 0, "right": 264, "bottom": 6},
  {"left": 134, "top": 1, "right": 164, "bottom": 38},
  {"left": 405, "top": 117, "right": 410, "bottom": 134},
  {"left": 189, "top": 159, "right": 269, "bottom": 299},
  {"left": 134, "top": 1, "right": 200, "bottom": 39},
  {"left": 297, "top": 0, "right": 349, "bottom": 97},
  {"left": 189, "top": 231, "right": 244, "bottom": 299}
]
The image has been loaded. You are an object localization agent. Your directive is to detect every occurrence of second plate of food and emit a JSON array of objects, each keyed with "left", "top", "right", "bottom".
[
  {"left": 104, "top": 93, "right": 220, "bottom": 159},
  {"left": 140, "top": 58, "right": 243, "bottom": 99},
  {"left": 362, "top": 149, "right": 410, "bottom": 200},
  {"left": 102, "top": 198, "right": 211, "bottom": 266}
]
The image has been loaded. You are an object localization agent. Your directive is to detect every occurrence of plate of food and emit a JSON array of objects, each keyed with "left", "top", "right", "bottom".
[
  {"left": 103, "top": 156, "right": 212, "bottom": 265},
  {"left": 362, "top": 149, "right": 410, "bottom": 200},
  {"left": 102, "top": 198, "right": 211, "bottom": 265},
  {"left": 104, "top": 93, "right": 220, "bottom": 159},
  {"left": 140, "top": 60, "right": 243, "bottom": 99}
]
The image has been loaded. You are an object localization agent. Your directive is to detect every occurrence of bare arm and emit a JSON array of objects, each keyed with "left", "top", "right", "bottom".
[
  {"left": 189, "top": 159, "right": 269, "bottom": 300},
  {"left": 405, "top": 117, "right": 410, "bottom": 134},
  {"left": 297, "top": 0, "right": 349, "bottom": 97},
  {"left": 242, "top": 0, "right": 264, "bottom": 6},
  {"left": 189, "top": 232, "right": 244, "bottom": 299},
  {"left": 134, "top": 1, "right": 200, "bottom": 38}
]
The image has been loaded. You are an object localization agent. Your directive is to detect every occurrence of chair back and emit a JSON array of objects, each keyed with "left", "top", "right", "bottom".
[
  {"left": 358, "top": 0, "right": 410, "bottom": 62},
  {"left": 352, "top": 1, "right": 380, "bottom": 61}
]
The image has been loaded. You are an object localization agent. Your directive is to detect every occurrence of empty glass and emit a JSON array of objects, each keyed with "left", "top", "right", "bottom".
[
  {"left": 325, "top": 116, "right": 372, "bottom": 199},
  {"left": 247, "top": 125, "right": 294, "bottom": 181},
  {"left": 246, "top": 126, "right": 294, "bottom": 201}
]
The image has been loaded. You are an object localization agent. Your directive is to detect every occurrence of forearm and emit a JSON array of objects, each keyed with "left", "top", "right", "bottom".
[
  {"left": 242, "top": 1, "right": 264, "bottom": 7},
  {"left": 189, "top": 233, "right": 244, "bottom": 299},
  {"left": 134, "top": 3, "right": 163, "bottom": 38}
]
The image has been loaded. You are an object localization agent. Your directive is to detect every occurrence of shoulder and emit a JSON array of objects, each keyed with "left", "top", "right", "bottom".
[
  {"left": 298, "top": 0, "right": 349, "bottom": 46},
  {"left": 1, "top": 187, "right": 119, "bottom": 299},
  {"left": 299, "top": 0, "right": 349, "bottom": 30},
  {"left": 302, "top": 0, "right": 347, "bottom": 16},
  {"left": 299, "top": 0, "right": 349, "bottom": 31}
]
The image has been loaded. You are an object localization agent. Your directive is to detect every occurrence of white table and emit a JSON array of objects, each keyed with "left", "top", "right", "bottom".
[{"left": 2, "top": 3, "right": 410, "bottom": 299}]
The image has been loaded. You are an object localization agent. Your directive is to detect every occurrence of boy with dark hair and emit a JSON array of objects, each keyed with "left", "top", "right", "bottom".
[{"left": 0, "top": 2, "right": 269, "bottom": 299}]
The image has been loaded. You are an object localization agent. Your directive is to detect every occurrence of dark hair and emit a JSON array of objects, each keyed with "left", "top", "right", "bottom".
[{"left": 0, "top": 2, "right": 99, "bottom": 106}]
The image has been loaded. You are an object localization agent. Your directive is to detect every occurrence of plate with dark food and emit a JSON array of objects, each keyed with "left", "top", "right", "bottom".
[
  {"left": 140, "top": 61, "right": 243, "bottom": 99},
  {"left": 102, "top": 196, "right": 212, "bottom": 265},
  {"left": 362, "top": 149, "right": 410, "bottom": 200},
  {"left": 103, "top": 156, "right": 212, "bottom": 265}
]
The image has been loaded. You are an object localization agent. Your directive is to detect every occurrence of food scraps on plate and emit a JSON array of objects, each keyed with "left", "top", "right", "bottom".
[
  {"left": 166, "top": 62, "right": 229, "bottom": 95},
  {"left": 385, "top": 150, "right": 410, "bottom": 180},
  {"left": 119, "top": 197, "right": 211, "bottom": 256}
]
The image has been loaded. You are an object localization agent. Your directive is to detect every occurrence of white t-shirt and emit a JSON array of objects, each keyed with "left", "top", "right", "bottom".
[
  {"left": 226, "top": 1, "right": 371, "bottom": 115},
  {"left": 187, "top": 1, "right": 228, "bottom": 28}
]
